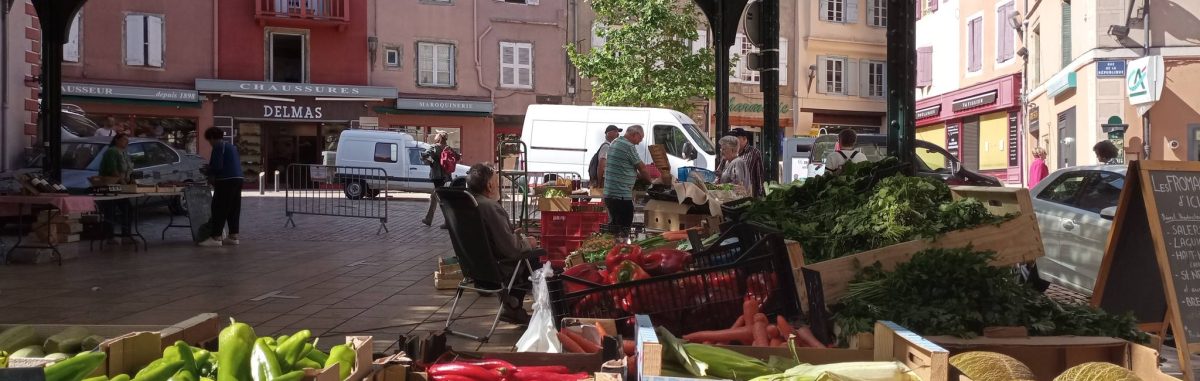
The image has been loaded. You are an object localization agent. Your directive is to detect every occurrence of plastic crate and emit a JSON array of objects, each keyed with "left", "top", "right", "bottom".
[
  {"left": 677, "top": 166, "right": 717, "bottom": 183},
  {"left": 548, "top": 231, "right": 799, "bottom": 335}
]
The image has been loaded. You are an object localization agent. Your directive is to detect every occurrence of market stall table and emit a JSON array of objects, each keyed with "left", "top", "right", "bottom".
[
  {"left": 90, "top": 193, "right": 165, "bottom": 252},
  {"left": 0, "top": 194, "right": 97, "bottom": 265}
]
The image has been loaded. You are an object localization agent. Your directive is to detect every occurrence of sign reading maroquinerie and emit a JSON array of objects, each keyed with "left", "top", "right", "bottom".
[
  {"left": 62, "top": 82, "right": 198, "bottom": 103},
  {"left": 263, "top": 105, "right": 323, "bottom": 119},
  {"left": 395, "top": 98, "right": 494, "bottom": 113},
  {"left": 195, "top": 79, "right": 398, "bottom": 98}
]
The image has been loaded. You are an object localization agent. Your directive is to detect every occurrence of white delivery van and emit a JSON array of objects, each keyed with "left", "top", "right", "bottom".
[
  {"left": 333, "top": 129, "right": 469, "bottom": 199},
  {"left": 519, "top": 105, "right": 716, "bottom": 181}
]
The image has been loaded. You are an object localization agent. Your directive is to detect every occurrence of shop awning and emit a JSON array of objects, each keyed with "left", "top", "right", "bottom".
[{"left": 372, "top": 106, "right": 491, "bottom": 118}]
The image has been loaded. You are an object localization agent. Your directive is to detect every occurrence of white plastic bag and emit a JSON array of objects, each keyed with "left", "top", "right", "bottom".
[{"left": 516, "top": 262, "right": 563, "bottom": 353}]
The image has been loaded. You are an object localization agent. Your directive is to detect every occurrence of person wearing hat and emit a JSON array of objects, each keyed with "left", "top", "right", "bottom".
[
  {"left": 588, "top": 125, "right": 622, "bottom": 186},
  {"left": 727, "top": 128, "right": 764, "bottom": 197}
]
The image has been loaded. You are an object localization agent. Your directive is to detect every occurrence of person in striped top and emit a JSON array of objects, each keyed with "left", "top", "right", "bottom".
[{"left": 603, "top": 125, "right": 651, "bottom": 228}]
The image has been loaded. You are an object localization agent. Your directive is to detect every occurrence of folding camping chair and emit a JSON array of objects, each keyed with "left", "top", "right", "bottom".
[{"left": 436, "top": 188, "right": 539, "bottom": 344}]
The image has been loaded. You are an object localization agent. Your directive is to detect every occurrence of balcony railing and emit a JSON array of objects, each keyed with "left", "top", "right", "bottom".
[{"left": 256, "top": 0, "right": 349, "bottom": 28}]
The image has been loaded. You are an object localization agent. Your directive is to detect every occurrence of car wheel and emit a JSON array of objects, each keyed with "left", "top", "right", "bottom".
[
  {"left": 168, "top": 195, "right": 188, "bottom": 216},
  {"left": 344, "top": 181, "right": 368, "bottom": 200}
]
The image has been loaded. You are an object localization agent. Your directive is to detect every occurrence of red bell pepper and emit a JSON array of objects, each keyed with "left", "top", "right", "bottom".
[
  {"left": 746, "top": 272, "right": 778, "bottom": 306},
  {"left": 608, "top": 260, "right": 651, "bottom": 284},
  {"left": 562, "top": 263, "right": 607, "bottom": 293},
  {"left": 604, "top": 244, "right": 642, "bottom": 269},
  {"left": 640, "top": 248, "right": 693, "bottom": 276}
]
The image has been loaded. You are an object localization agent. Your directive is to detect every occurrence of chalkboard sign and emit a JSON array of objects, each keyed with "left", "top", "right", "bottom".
[
  {"left": 1093, "top": 160, "right": 1200, "bottom": 381},
  {"left": 184, "top": 185, "right": 213, "bottom": 243}
]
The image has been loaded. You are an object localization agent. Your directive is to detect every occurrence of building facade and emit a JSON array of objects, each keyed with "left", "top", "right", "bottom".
[
  {"left": 368, "top": 0, "right": 568, "bottom": 166},
  {"left": 794, "top": 0, "right": 890, "bottom": 137},
  {"left": 914, "top": 0, "right": 1027, "bottom": 185},
  {"left": 1025, "top": 0, "right": 1200, "bottom": 175}
]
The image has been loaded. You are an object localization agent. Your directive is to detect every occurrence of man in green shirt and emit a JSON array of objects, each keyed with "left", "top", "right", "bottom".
[{"left": 602, "top": 125, "right": 650, "bottom": 228}]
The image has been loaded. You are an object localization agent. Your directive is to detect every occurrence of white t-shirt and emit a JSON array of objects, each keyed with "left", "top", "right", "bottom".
[
  {"left": 823, "top": 148, "right": 867, "bottom": 172},
  {"left": 95, "top": 128, "right": 115, "bottom": 137},
  {"left": 598, "top": 142, "right": 611, "bottom": 161}
]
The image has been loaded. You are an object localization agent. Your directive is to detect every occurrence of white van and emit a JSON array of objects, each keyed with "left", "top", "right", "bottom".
[
  {"left": 519, "top": 105, "right": 716, "bottom": 181},
  {"left": 333, "top": 129, "right": 469, "bottom": 199}
]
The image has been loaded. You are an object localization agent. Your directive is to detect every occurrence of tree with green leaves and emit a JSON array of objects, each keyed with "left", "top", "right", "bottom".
[{"left": 568, "top": 0, "right": 716, "bottom": 113}]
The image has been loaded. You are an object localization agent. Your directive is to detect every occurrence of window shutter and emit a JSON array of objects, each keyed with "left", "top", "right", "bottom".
[
  {"left": 692, "top": 30, "right": 707, "bottom": 54},
  {"left": 915, "top": 0, "right": 922, "bottom": 20},
  {"left": 1061, "top": 1, "right": 1072, "bottom": 68},
  {"left": 881, "top": 61, "right": 889, "bottom": 96},
  {"left": 526, "top": 0, "right": 538, "bottom": 5},
  {"left": 846, "top": 0, "right": 859, "bottom": 23},
  {"left": 518, "top": 44, "right": 531, "bottom": 87},
  {"left": 816, "top": 56, "right": 829, "bottom": 94},
  {"left": 917, "top": 47, "right": 933, "bottom": 86},
  {"left": 146, "top": 15, "right": 163, "bottom": 67},
  {"left": 846, "top": 58, "right": 858, "bottom": 96},
  {"left": 778, "top": 38, "right": 788, "bottom": 85},
  {"left": 969, "top": 19, "right": 982, "bottom": 71},
  {"left": 859, "top": 60, "right": 871, "bottom": 97},
  {"left": 928, "top": 0, "right": 937, "bottom": 12},
  {"left": 729, "top": 36, "right": 742, "bottom": 82},
  {"left": 449, "top": 44, "right": 456, "bottom": 85},
  {"left": 124, "top": 15, "right": 144, "bottom": 66},
  {"left": 591, "top": 24, "right": 606, "bottom": 50},
  {"left": 64, "top": 14, "right": 80, "bottom": 62},
  {"left": 819, "top": 0, "right": 829, "bottom": 22},
  {"left": 500, "top": 43, "right": 514, "bottom": 86}
]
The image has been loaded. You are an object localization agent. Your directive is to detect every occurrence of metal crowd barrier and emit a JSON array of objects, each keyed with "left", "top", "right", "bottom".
[{"left": 283, "top": 164, "right": 389, "bottom": 234}]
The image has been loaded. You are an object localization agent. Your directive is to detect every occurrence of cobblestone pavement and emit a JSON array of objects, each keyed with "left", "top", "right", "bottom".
[{"left": 0, "top": 193, "right": 526, "bottom": 352}]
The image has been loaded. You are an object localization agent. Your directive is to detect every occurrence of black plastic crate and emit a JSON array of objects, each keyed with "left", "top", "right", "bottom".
[{"left": 548, "top": 231, "right": 799, "bottom": 336}]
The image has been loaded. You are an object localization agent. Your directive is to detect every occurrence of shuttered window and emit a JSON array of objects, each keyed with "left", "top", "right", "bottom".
[
  {"left": 816, "top": 56, "right": 848, "bottom": 95},
  {"left": 418, "top": 42, "right": 455, "bottom": 87},
  {"left": 864, "top": 60, "right": 886, "bottom": 98},
  {"left": 968, "top": 17, "right": 983, "bottom": 72},
  {"left": 916, "top": 47, "right": 933, "bottom": 86},
  {"left": 821, "top": 0, "right": 845, "bottom": 23},
  {"left": 868, "top": 0, "right": 887, "bottom": 27},
  {"left": 1061, "top": 0, "right": 1072, "bottom": 68},
  {"left": 927, "top": 0, "right": 938, "bottom": 12},
  {"left": 730, "top": 34, "right": 788, "bottom": 85},
  {"left": 124, "top": 14, "right": 163, "bottom": 67},
  {"left": 996, "top": 2, "right": 1016, "bottom": 62},
  {"left": 500, "top": 42, "right": 532, "bottom": 89}
]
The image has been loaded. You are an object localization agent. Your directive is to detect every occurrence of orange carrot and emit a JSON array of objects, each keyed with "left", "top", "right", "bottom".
[
  {"left": 742, "top": 299, "right": 759, "bottom": 330},
  {"left": 794, "top": 326, "right": 825, "bottom": 348},
  {"left": 683, "top": 327, "right": 753, "bottom": 344},
  {"left": 752, "top": 314, "right": 769, "bottom": 346},
  {"left": 731, "top": 316, "right": 745, "bottom": 329},
  {"left": 622, "top": 339, "right": 636, "bottom": 357},
  {"left": 562, "top": 328, "right": 601, "bottom": 353},
  {"left": 775, "top": 316, "right": 795, "bottom": 338},
  {"left": 767, "top": 324, "right": 781, "bottom": 340},
  {"left": 769, "top": 337, "right": 783, "bottom": 347},
  {"left": 594, "top": 322, "right": 609, "bottom": 337},
  {"left": 558, "top": 331, "right": 584, "bottom": 353}
]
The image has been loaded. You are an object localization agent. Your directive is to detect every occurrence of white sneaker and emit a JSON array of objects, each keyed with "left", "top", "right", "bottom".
[
  {"left": 222, "top": 238, "right": 240, "bottom": 246},
  {"left": 197, "top": 238, "right": 223, "bottom": 247}
]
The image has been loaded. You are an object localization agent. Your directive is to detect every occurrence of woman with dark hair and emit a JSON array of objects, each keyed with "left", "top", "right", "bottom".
[
  {"left": 97, "top": 133, "right": 133, "bottom": 243},
  {"left": 1093, "top": 140, "right": 1120, "bottom": 165},
  {"left": 198, "top": 127, "right": 244, "bottom": 247}
]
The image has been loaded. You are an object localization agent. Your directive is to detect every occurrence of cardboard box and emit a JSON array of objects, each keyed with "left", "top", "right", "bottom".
[
  {"left": 369, "top": 353, "right": 412, "bottom": 381},
  {"left": 3, "top": 313, "right": 220, "bottom": 377},
  {"left": 643, "top": 208, "right": 720, "bottom": 233},
  {"left": 305, "top": 336, "right": 374, "bottom": 381},
  {"left": 636, "top": 315, "right": 950, "bottom": 381},
  {"left": 929, "top": 335, "right": 1181, "bottom": 381},
  {"left": 437, "top": 257, "right": 460, "bottom": 274},
  {"left": 433, "top": 271, "right": 462, "bottom": 290},
  {"left": 539, "top": 197, "right": 573, "bottom": 212}
]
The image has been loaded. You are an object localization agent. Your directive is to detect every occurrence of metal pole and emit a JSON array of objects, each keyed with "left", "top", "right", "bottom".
[
  {"left": 714, "top": 5, "right": 730, "bottom": 141},
  {"left": 1142, "top": 0, "right": 1152, "bottom": 159},
  {"left": 274, "top": 170, "right": 280, "bottom": 192},
  {"left": 885, "top": 0, "right": 917, "bottom": 172},
  {"left": 760, "top": 0, "right": 780, "bottom": 182},
  {"left": 259, "top": 172, "right": 265, "bottom": 195}
]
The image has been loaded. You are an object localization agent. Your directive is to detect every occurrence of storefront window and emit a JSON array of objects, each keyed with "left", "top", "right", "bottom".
[
  {"left": 321, "top": 124, "right": 347, "bottom": 151},
  {"left": 237, "top": 123, "right": 263, "bottom": 178},
  {"left": 87, "top": 115, "right": 198, "bottom": 154}
]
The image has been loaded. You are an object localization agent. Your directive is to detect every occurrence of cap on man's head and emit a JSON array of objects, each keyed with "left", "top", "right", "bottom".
[
  {"left": 727, "top": 128, "right": 749, "bottom": 137},
  {"left": 605, "top": 125, "right": 622, "bottom": 133}
]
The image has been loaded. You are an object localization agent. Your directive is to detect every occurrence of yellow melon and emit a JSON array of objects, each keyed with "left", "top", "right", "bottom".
[
  {"left": 950, "top": 351, "right": 1037, "bottom": 381},
  {"left": 1054, "top": 362, "right": 1142, "bottom": 381}
]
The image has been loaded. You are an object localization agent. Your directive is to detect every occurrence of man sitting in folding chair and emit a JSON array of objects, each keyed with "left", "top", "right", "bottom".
[{"left": 465, "top": 164, "right": 541, "bottom": 324}]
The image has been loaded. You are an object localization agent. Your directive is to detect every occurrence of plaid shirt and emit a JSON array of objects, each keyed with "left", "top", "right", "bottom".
[{"left": 740, "top": 145, "right": 765, "bottom": 197}]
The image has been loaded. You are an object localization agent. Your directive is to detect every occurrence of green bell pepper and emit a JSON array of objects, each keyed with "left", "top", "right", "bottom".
[
  {"left": 304, "top": 348, "right": 328, "bottom": 365},
  {"left": 170, "top": 341, "right": 199, "bottom": 375},
  {"left": 133, "top": 359, "right": 184, "bottom": 381},
  {"left": 323, "top": 344, "right": 355, "bottom": 380},
  {"left": 217, "top": 318, "right": 256, "bottom": 381},
  {"left": 110, "top": 375, "right": 130, "bottom": 381},
  {"left": 44, "top": 351, "right": 107, "bottom": 381},
  {"left": 82, "top": 376, "right": 108, "bottom": 381},
  {"left": 250, "top": 338, "right": 283, "bottom": 381},
  {"left": 274, "top": 370, "right": 304, "bottom": 381},
  {"left": 274, "top": 330, "right": 310, "bottom": 369},
  {"left": 295, "top": 358, "right": 322, "bottom": 370},
  {"left": 166, "top": 369, "right": 198, "bottom": 381}
]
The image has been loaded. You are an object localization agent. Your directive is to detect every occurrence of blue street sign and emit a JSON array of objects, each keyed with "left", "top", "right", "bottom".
[{"left": 1097, "top": 60, "right": 1127, "bottom": 77}]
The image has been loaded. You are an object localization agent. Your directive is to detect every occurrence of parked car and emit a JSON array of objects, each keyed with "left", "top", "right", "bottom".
[
  {"left": 807, "top": 134, "right": 1003, "bottom": 186},
  {"left": 1030, "top": 165, "right": 1127, "bottom": 295},
  {"left": 333, "top": 129, "right": 470, "bottom": 199},
  {"left": 53, "top": 136, "right": 204, "bottom": 214}
]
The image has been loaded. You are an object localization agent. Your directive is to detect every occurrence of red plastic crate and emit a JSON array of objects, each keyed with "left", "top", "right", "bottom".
[{"left": 540, "top": 202, "right": 607, "bottom": 239}]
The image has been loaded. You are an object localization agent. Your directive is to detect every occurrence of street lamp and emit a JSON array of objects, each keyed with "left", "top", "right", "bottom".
[{"left": 367, "top": 36, "right": 378, "bottom": 69}]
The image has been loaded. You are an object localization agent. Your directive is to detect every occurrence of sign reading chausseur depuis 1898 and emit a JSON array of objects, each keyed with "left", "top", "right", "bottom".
[{"left": 62, "top": 82, "right": 199, "bottom": 103}]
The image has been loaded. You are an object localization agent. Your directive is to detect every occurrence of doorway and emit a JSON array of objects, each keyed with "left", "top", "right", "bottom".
[
  {"left": 1057, "top": 108, "right": 1076, "bottom": 168},
  {"left": 269, "top": 32, "right": 305, "bottom": 83},
  {"left": 1190, "top": 124, "right": 1200, "bottom": 161}
]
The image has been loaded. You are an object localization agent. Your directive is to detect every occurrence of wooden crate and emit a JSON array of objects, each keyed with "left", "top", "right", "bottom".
[
  {"left": 793, "top": 186, "right": 1044, "bottom": 309},
  {"left": 433, "top": 271, "right": 462, "bottom": 290},
  {"left": 538, "top": 197, "right": 572, "bottom": 212}
]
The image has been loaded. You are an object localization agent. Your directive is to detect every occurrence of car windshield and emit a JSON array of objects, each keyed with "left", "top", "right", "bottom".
[
  {"left": 61, "top": 143, "right": 106, "bottom": 170},
  {"left": 682, "top": 123, "right": 716, "bottom": 155},
  {"left": 915, "top": 143, "right": 954, "bottom": 173}
]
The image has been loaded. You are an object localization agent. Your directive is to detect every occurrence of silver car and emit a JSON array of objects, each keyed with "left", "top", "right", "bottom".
[
  {"left": 1031, "top": 165, "right": 1127, "bottom": 295},
  {"left": 59, "top": 136, "right": 206, "bottom": 191}
]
